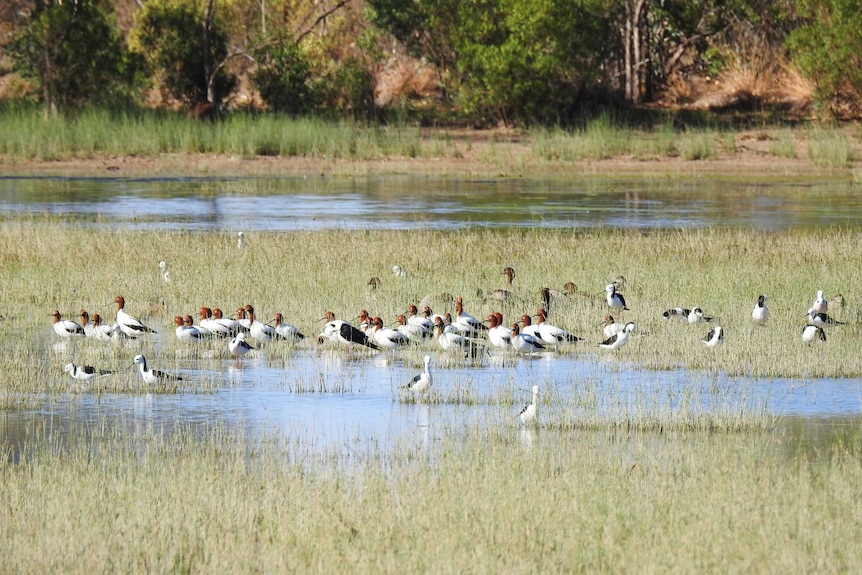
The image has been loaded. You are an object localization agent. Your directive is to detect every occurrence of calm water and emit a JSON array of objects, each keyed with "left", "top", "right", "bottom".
[
  {"left": 2, "top": 173, "right": 861, "bottom": 455},
  {"left": 2, "top": 173, "right": 861, "bottom": 230}
]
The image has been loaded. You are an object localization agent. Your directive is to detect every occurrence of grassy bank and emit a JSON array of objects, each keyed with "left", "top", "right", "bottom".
[
  {"left": 1, "top": 424, "right": 860, "bottom": 573},
  {"left": 0, "top": 106, "right": 859, "bottom": 177}
]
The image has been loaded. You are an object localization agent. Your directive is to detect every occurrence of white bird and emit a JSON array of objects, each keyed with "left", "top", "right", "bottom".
[
  {"left": 91, "top": 313, "right": 122, "bottom": 341},
  {"left": 132, "top": 354, "right": 182, "bottom": 385},
  {"left": 600, "top": 315, "right": 626, "bottom": 339},
  {"left": 272, "top": 313, "right": 306, "bottom": 341},
  {"left": 519, "top": 314, "right": 542, "bottom": 339},
  {"left": 517, "top": 385, "right": 539, "bottom": 427},
  {"left": 114, "top": 295, "right": 157, "bottom": 337},
  {"left": 392, "top": 265, "right": 408, "bottom": 278},
  {"left": 371, "top": 317, "right": 410, "bottom": 350},
  {"left": 662, "top": 307, "right": 691, "bottom": 322},
  {"left": 807, "top": 307, "right": 844, "bottom": 328},
  {"left": 52, "top": 310, "right": 84, "bottom": 338},
  {"left": 404, "top": 354, "right": 433, "bottom": 397},
  {"left": 244, "top": 304, "right": 281, "bottom": 342},
  {"left": 228, "top": 331, "right": 255, "bottom": 360},
  {"left": 395, "top": 314, "right": 428, "bottom": 342},
  {"left": 237, "top": 231, "right": 245, "bottom": 249},
  {"left": 605, "top": 283, "right": 629, "bottom": 312},
  {"left": 433, "top": 318, "right": 482, "bottom": 359},
  {"left": 158, "top": 260, "right": 170, "bottom": 283},
  {"left": 174, "top": 315, "right": 203, "bottom": 342},
  {"left": 198, "top": 307, "right": 231, "bottom": 338},
  {"left": 64, "top": 362, "right": 112, "bottom": 382},
  {"left": 688, "top": 307, "right": 714, "bottom": 324},
  {"left": 598, "top": 322, "right": 636, "bottom": 350},
  {"left": 79, "top": 310, "right": 103, "bottom": 339},
  {"left": 702, "top": 325, "right": 724, "bottom": 348},
  {"left": 485, "top": 313, "right": 512, "bottom": 350},
  {"left": 405, "top": 304, "right": 434, "bottom": 331},
  {"left": 510, "top": 323, "right": 546, "bottom": 354},
  {"left": 454, "top": 296, "right": 487, "bottom": 337},
  {"left": 212, "top": 307, "right": 244, "bottom": 335},
  {"left": 812, "top": 290, "right": 828, "bottom": 315},
  {"left": 318, "top": 311, "right": 380, "bottom": 351},
  {"left": 802, "top": 324, "right": 826, "bottom": 345},
  {"left": 534, "top": 308, "right": 581, "bottom": 345},
  {"left": 752, "top": 295, "right": 768, "bottom": 325}
]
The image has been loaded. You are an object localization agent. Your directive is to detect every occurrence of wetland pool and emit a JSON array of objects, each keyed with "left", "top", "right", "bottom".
[{"left": 2, "top": 173, "right": 861, "bottom": 455}]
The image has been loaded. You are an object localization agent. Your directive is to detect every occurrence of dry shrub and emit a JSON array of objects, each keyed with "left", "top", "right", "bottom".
[{"left": 375, "top": 55, "right": 441, "bottom": 107}]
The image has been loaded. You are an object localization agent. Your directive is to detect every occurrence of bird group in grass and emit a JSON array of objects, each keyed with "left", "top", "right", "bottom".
[{"left": 51, "top": 265, "right": 852, "bottom": 426}]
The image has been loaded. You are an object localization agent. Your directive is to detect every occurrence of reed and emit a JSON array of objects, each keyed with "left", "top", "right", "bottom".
[{"left": 0, "top": 423, "right": 860, "bottom": 573}]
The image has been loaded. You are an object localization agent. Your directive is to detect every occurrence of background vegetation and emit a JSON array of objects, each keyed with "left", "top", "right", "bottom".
[{"left": 1, "top": 0, "right": 861, "bottom": 125}]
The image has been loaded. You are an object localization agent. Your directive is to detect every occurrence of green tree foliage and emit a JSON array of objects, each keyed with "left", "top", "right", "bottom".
[
  {"left": 132, "top": 0, "right": 236, "bottom": 107},
  {"left": 8, "top": 0, "right": 140, "bottom": 112},
  {"left": 251, "top": 36, "right": 314, "bottom": 115},
  {"left": 368, "top": 0, "right": 609, "bottom": 125},
  {"left": 787, "top": 0, "right": 862, "bottom": 116}
]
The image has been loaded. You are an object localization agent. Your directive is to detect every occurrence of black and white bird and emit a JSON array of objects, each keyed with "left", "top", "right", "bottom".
[
  {"left": 454, "top": 296, "right": 488, "bottom": 337},
  {"left": 114, "top": 295, "right": 157, "bottom": 337},
  {"left": 228, "top": 331, "right": 255, "bottom": 360},
  {"left": 517, "top": 385, "right": 539, "bottom": 427},
  {"left": 533, "top": 308, "right": 581, "bottom": 345},
  {"left": 605, "top": 283, "right": 629, "bottom": 312},
  {"left": 702, "top": 326, "right": 724, "bottom": 348},
  {"left": 318, "top": 311, "right": 379, "bottom": 351},
  {"left": 52, "top": 310, "right": 85, "bottom": 338},
  {"left": 510, "top": 323, "right": 546, "bottom": 354},
  {"left": 752, "top": 295, "right": 769, "bottom": 325},
  {"left": 802, "top": 324, "right": 827, "bottom": 345},
  {"left": 598, "top": 322, "right": 636, "bottom": 350},
  {"left": 404, "top": 354, "right": 433, "bottom": 398},
  {"left": 687, "top": 307, "right": 714, "bottom": 324},
  {"left": 132, "top": 354, "right": 182, "bottom": 384},
  {"left": 807, "top": 307, "right": 844, "bottom": 328},
  {"left": 64, "top": 362, "right": 112, "bottom": 382},
  {"left": 662, "top": 307, "right": 691, "bottom": 322}
]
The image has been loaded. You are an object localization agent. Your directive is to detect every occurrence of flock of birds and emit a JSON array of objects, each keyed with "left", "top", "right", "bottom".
[{"left": 50, "top": 252, "right": 848, "bottom": 426}]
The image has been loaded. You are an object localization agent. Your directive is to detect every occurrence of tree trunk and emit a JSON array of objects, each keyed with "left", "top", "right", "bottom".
[
  {"left": 203, "top": 0, "right": 216, "bottom": 104},
  {"left": 623, "top": 0, "right": 649, "bottom": 104}
]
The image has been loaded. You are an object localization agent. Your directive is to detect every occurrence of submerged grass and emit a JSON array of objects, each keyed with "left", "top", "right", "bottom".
[{"left": 1, "top": 424, "right": 861, "bottom": 573}]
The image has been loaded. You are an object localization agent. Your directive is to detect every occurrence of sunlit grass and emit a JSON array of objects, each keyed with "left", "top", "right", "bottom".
[{"left": 1, "top": 424, "right": 861, "bottom": 573}]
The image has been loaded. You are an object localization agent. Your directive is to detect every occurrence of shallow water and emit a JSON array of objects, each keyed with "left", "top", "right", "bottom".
[
  {"left": 2, "top": 173, "right": 861, "bottom": 455},
  {"left": 2, "top": 174, "right": 861, "bottom": 231}
]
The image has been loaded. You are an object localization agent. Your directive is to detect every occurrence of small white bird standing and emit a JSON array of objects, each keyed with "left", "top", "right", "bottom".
[
  {"left": 517, "top": 385, "right": 539, "bottom": 427},
  {"left": 812, "top": 290, "right": 828, "bottom": 315},
  {"left": 454, "top": 296, "right": 487, "bottom": 337},
  {"left": 702, "top": 325, "right": 724, "bottom": 348},
  {"left": 228, "top": 331, "right": 255, "bottom": 360},
  {"left": 272, "top": 313, "right": 306, "bottom": 341},
  {"left": 605, "top": 283, "right": 629, "bottom": 312},
  {"left": 598, "top": 322, "right": 636, "bottom": 350},
  {"left": 64, "top": 362, "right": 112, "bottom": 382},
  {"left": 237, "top": 231, "right": 246, "bottom": 249},
  {"left": 802, "top": 324, "right": 826, "bottom": 345},
  {"left": 132, "top": 354, "right": 182, "bottom": 384},
  {"left": 52, "top": 310, "right": 85, "bottom": 338},
  {"left": 404, "top": 354, "right": 433, "bottom": 397},
  {"left": 752, "top": 295, "right": 768, "bottom": 325},
  {"left": 534, "top": 308, "right": 581, "bottom": 345},
  {"left": 158, "top": 260, "right": 170, "bottom": 283},
  {"left": 392, "top": 265, "right": 408, "bottom": 279},
  {"left": 486, "top": 313, "right": 513, "bottom": 350}
]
